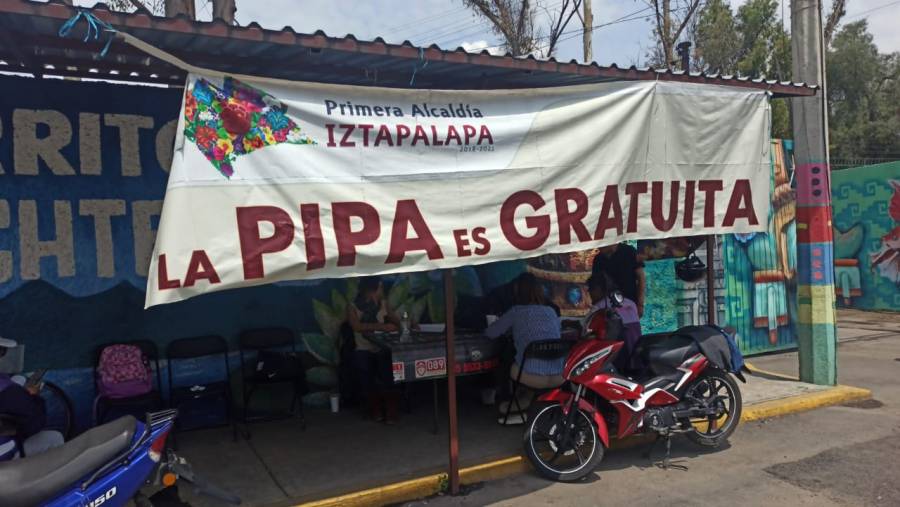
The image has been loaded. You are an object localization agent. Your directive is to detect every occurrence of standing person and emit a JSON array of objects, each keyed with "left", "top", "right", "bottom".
[
  {"left": 591, "top": 243, "right": 646, "bottom": 318},
  {"left": 0, "top": 338, "right": 64, "bottom": 460},
  {"left": 582, "top": 275, "right": 643, "bottom": 374},
  {"left": 346, "top": 277, "right": 402, "bottom": 424},
  {"left": 485, "top": 273, "right": 564, "bottom": 424}
]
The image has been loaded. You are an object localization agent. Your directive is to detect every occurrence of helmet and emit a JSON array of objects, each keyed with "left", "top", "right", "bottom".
[{"left": 675, "top": 254, "right": 707, "bottom": 282}]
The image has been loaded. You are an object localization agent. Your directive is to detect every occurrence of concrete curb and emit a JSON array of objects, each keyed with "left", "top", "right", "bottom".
[
  {"left": 742, "top": 384, "right": 872, "bottom": 421},
  {"left": 295, "top": 382, "right": 872, "bottom": 507}
]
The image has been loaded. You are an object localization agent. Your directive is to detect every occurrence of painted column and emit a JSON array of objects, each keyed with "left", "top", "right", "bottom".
[
  {"left": 792, "top": 0, "right": 837, "bottom": 385},
  {"left": 795, "top": 166, "right": 837, "bottom": 385}
]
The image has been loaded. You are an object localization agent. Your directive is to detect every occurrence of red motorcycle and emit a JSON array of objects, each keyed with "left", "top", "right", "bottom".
[{"left": 524, "top": 292, "right": 745, "bottom": 481}]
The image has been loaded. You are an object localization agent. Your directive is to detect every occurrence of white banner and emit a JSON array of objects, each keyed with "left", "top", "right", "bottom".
[{"left": 146, "top": 75, "right": 771, "bottom": 307}]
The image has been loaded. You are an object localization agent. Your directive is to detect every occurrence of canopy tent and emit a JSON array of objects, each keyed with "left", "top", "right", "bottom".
[{"left": 0, "top": 0, "right": 819, "bottom": 496}]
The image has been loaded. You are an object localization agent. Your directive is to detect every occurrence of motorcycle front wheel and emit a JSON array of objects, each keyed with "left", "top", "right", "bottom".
[{"left": 523, "top": 402, "right": 604, "bottom": 482}]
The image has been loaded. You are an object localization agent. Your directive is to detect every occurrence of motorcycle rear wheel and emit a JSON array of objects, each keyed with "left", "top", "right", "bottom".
[
  {"left": 684, "top": 369, "right": 742, "bottom": 447},
  {"left": 524, "top": 402, "right": 604, "bottom": 482}
]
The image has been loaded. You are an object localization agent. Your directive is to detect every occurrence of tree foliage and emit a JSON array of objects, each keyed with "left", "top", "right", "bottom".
[
  {"left": 689, "top": 0, "right": 792, "bottom": 137},
  {"left": 463, "top": 0, "right": 583, "bottom": 57},
  {"left": 827, "top": 21, "right": 900, "bottom": 161},
  {"left": 645, "top": 0, "right": 703, "bottom": 67}
]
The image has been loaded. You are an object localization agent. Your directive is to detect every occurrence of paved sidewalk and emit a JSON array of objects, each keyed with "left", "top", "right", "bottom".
[
  {"left": 399, "top": 328, "right": 899, "bottom": 507},
  {"left": 178, "top": 312, "right": 882, "bottom": 507},
  {"left": 740, "top": 368, "right": 829, "bottom": 404},
  {"left": 837, "top": 308, "right": 900, "bottom": 341}
]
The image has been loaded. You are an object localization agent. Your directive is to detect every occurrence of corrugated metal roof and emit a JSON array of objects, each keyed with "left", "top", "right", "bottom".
[{"left": 0, "top": 0, "right": 817, "bottom": 97}]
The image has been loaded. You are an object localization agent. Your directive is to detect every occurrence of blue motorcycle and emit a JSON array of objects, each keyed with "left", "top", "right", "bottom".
[{"left": 0, "top": 409, "right": 240, "bottom": 507}]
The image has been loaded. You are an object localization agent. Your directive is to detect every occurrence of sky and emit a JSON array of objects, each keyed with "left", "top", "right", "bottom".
[{"left": 72, "top": 0, "right": 900, "bottom": 66}]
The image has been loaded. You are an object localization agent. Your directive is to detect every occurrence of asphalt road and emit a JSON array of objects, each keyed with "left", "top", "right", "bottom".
[{"left": 403, "top": 333, "right": 900, "bottom": 507}]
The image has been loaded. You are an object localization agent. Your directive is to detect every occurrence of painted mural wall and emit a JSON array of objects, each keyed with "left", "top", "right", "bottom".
[
  {"left": 721, "top": 140, "right": 799, "bottom": 354},
  {"left": 831, "top": 161, "right": 900, "bottom": 310}
]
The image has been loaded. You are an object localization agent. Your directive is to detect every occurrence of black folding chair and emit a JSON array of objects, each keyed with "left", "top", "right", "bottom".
[
  {"left": 238, "top": 327, "right": 306, "bottom": 429},
  {"left": 93, "top": 340, "right": 163, "bottom": 425},
  {"left": 166, "top": 335, "right": 239, "bottom": 440},
  {"left": 501, "top": 339, "right": 572, "bottom": 425}
]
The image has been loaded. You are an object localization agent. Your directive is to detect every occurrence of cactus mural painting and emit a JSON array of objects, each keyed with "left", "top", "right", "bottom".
[
  {"left": 832, "top": 162, "right": 900, "bottom": 310},
  {"left": 722, "top": 140, "right": 799, "bottom": 354}
]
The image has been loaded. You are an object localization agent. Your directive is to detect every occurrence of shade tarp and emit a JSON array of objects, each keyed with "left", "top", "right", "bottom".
[{"left": 146, "top": 75, "right": 770, "bottom": 307}]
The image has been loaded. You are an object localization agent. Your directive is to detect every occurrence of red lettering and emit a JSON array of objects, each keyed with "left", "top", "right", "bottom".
[
  {"left": 593, "top": 185, "right": 623, "bottom": 239},
  {"left": 453, "top": 229, "right": 471, "bottom": 257},
  {"left": 463, "top": 125, "right": 476, "bottom": 144},
  {"left": 723, "top": 179, "right": 759, "bottom": 226},
  {"left": 374, "top": 125, "right": 394, "bottom": 146},
  {"left": 183, "top": 250, "right": 220, "bottom": 287},
  {"left": 333, "top": 201, "right": 380, "bottom": 267},
  {"left": 500, "top": 190, "right": 550, "bottom": 251},
  {"left": 359, "top": 124, "right": 374, "bottom": 146},
  {"left": 386, "top": 200, "right": 443, "bottom": 263},
  {"left": 236, "top": 206, "right": 295, "bottom": 280},
  {"left": 446, "top": 126, "right": 462, "bottom": 145},
  {"left": 157, "top": 254, "right": 181, "bottom": 290},
  {"left": 625, "top": 182, "right": 648, "bottom": 233},
  {"left": 555, "top": 188, "right": 591, "bottom": 245},
  {"left": 431, "top": 126, "right": 444, "bottom": 146},
  {"left": 477, "top": 125, "right": 493, "bottom": 145},
  {"left": 396, "top": 125, "right": 411, "bottom": 146},
  {"left": 412, "top": 125, "right": 429, "bottom": 146},
  {"left": 339, "top": 124, "right": 355, "bottom": 147},
  {"left": 683, "top": 180, "right": 696, "bottom": 228},
  {"left": 698, "top": 180, "right": 724, "bottom": 228},
  {"left": 472, "top": 227, "right": 491, "bottom": 255},
  {"left": 651, "top": 181, "right": 680, "bottom": 232},
  {"left": 300, "top": 204, "right": 326, "bottom": 271},
  {"left": 326, "top": 124, "right": 337, "bottom": 147}
]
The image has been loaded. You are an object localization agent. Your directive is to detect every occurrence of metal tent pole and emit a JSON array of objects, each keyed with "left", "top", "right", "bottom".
[
  {"left": 443, "top": 269, "right": 460, "bottom": 495},
  {"left": 706, "top": 236, "right": 716, "bottom": 325}
]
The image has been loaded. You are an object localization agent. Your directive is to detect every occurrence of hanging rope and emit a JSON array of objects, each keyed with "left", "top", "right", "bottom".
[
  {"left": 58, "top": 10, "right": 117, "bottom": 58},
  {"left": 409, "top": 47, "right": 429, "bottom": 86}
]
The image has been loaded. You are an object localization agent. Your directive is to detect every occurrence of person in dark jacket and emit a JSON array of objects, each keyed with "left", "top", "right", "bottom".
[
  {"left": 592, "top": 243, "right": 646, "bottom": 317},
  {"left": 346, "top": 277, "right": 402, "bottom": 424},
  {"left": 0, "top": 337, "right": 63, "bottom": 460}
]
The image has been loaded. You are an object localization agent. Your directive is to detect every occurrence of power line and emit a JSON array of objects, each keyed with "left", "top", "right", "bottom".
[
  {"left": 528, "top": 5, "right": 656, "bottom": 54},
  {"left": 844, "top": 0, "right": 900, "bottom": 19},
  {"left": 384, "top": 5, "right": 472, "bottom": 33},
  {"left": 423, "top": 0, "right": 568, "bottom": 48}
]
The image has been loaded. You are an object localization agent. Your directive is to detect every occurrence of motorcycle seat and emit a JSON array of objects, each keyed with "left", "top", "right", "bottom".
[
  {"left": 641, "top": 334, "right": 701, "bottom": 374},
  {"left": 0, "top": 415, "right": 137, "bottom": 507}
]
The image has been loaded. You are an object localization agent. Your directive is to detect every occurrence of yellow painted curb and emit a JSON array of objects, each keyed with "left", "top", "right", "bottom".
[
  {"left": 297, "top": 473, "right": 445, "bottom": 507},
  {"left": 460, "top": 456, "right": 528, "bottom": 485},
  {"left": 744, "top": 362, "right": 800, "bottom": 381},
  {"left": 742, "top": 384, "right": 872, "bottom": 422},
  {"left": 297, "top": 383, "right": 872, "bottom": 507}
]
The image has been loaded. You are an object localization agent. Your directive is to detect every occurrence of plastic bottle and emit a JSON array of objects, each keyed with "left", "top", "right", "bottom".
[{"left": 400, "top": 311, "right": 411, "bottom": 341}]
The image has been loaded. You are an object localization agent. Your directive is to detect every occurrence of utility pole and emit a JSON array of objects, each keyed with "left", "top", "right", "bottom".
[
  {"left": 164, "top": 0, "right": 196, "bottom": 19},
  {"left": 791, "top": 0, "right": 837, "bottom": 385},
  {"left": 582, "top": 0, "right": 593, "bottom": 62},
  {"left": 212, "top": 0, "right": 236, "bottom": 24}
]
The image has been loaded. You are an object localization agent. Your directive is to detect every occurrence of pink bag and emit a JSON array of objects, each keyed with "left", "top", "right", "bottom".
[{"left": 96, "top": 344, "right": 152, "bottom": 399}]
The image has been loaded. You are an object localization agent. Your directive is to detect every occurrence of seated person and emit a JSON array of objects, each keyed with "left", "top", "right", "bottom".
[
  {"left": 485, "top": 273, "right": 564, "bottom": 420},
  {"left": 0, "top": 337, "right": 64, "bottom": 460},
  {"left": 346, "top": 277, "right": 401, "bottom": 424},
  {"left": 582, "top": 275, "right": 643, "bottom": 374}
]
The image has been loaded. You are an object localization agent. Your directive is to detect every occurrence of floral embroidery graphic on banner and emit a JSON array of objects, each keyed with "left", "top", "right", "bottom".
[{"left": 183, "top": 77, "right": 315, "bottom": 178}]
